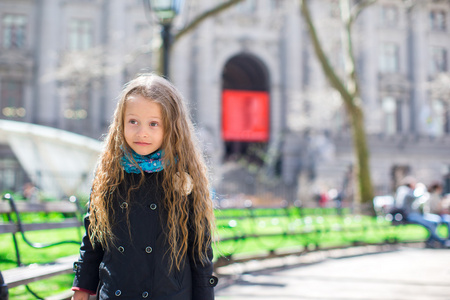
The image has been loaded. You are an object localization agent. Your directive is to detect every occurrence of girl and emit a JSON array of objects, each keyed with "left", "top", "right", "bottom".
[{"left": 71, "top": 74, "right": 217, "bottom": 300}]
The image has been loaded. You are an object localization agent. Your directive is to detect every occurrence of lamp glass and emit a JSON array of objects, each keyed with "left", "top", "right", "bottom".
[
  {"left": 151, "top": 0, "right": 172, "bottom": 11},
  {"left": 150, "top": 0, "right": 183, "bottom": 23}
]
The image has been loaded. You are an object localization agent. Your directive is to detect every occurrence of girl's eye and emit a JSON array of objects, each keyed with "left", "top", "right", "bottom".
[
  {"left": 150, "top": 122, "right": 159, "bottom": 127},
  {"left": 129, "top": 120, "right": 138, "bottom": 125}
]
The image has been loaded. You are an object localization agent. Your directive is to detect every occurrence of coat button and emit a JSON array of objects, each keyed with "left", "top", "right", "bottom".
[
  {"left": 149, "top": 203, "right": 157, "bottom": 210},
  {"left": 118, "top": 246, "right": 125, "bottom": 253},
  {"left": 145, "top": 246, "right": 153, "bottom": 253},
  {"left": 115, "top": 290, "right": 122, "bottom": 296},
  {"left": 209, "top": 276, "right": 218, "bottom": 286},
  {"left": 142, "top": 291, "right": 149, "bottom": 298}
]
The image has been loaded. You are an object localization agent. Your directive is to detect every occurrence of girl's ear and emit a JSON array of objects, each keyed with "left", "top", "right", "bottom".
[{"left": 174, "top": 172, "right": 193, "bottom": 195}]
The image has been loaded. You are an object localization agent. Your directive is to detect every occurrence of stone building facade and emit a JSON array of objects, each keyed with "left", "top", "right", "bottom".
[{"left": 1, "top": 0, "right": 449, "bottom": 203}]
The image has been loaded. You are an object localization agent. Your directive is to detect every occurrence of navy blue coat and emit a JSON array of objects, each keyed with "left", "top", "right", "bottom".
[{"left": 73, "top": 172, "right": 217, "bottom": 299}]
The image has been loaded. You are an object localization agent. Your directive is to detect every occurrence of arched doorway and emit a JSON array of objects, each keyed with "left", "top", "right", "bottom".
[{"left": 221, "top": 54, "right": 270, "bottom": 164}]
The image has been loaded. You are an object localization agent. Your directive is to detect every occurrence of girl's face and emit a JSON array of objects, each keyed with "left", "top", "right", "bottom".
[{"left": 123, "top": 94, "right": 164, "bottom": 156}]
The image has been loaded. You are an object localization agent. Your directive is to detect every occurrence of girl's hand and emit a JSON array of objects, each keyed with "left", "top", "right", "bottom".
[{"left": 71, "top": 290, "right": 90, "bottom": 300}]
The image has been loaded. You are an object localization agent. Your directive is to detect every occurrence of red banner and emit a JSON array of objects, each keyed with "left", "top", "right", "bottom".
[{"left": 222, "top": 90, "right": 269, "bottom": 142}]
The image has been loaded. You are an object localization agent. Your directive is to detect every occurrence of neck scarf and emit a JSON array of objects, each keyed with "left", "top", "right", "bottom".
[{"left": 121, "top": 149, "right": 164, "bottom": 174}]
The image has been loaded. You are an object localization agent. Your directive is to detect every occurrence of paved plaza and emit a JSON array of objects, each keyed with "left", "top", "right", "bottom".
[{"left": 215, "top": 246, "right": 450, "bottom": 300}]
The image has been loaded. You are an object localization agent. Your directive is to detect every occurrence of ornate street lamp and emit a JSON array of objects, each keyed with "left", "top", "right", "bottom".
[{"left": 147, "top": 0, "right": 184, "bottom": 78}]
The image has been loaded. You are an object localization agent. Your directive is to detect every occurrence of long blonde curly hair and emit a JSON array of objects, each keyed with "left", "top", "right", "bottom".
[{"left": 88, "top": 73, "right": 214, "bottom": 271}]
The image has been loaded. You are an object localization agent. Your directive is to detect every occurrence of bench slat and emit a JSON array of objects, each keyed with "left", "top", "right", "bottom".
[
  {"left": 0, "top": 218, "right": 82, "bottom": 234},
  {"left": 0, "top": 201, "right": 80, "bottom": 214},
  {"left": 45, "top": 290, "right": 76, "bottom": 300},
  {"left": 2, "top": 255, "right": 78, "bottom": 288}
]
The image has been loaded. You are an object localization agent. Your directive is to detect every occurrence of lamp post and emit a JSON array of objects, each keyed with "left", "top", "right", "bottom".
[{"left": 147, "top": 0, "right": 184, "bottom": 78}]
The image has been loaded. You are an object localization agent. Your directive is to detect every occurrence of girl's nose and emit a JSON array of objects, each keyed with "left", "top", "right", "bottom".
[{"left": 137, "top": 127, "right": 149, "bottom": 137}]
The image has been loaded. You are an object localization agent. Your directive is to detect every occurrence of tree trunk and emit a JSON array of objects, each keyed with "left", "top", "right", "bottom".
[
  {"left": 300, "top": 0, "right": 375, "bottom": 213},
  {"left": 346, "top": 102, "right": 375, "bottom": 213}
]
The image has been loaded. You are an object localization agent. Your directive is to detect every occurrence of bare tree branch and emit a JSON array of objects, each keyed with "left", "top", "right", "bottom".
[
  {"left": 349, "top": 0, "right": 377, "bottom": 25},
  {"left": 174, "top": 0, "right": 245, "bottom": 42},
  {"left": 300, "top": 0, "right": 353, "bottom": 106},
  {"left": 342, "top": 0, "right": 376, "bottom": 99},
  {"left": 340, "top": 0, "right": 357, "bottom": 98},
  {"left": 151, "top": 0, "right": 245, "bottom": 75}
]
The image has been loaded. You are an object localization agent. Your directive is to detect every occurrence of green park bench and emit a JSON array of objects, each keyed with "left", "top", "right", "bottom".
[
  {"left": 213, "top": 202, "right": 431, "bottom": 269},
  {"left": 0, "top": 194, "right": 83, "bottom": 300}
]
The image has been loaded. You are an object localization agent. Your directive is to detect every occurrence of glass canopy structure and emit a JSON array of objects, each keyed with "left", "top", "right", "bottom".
[{"left": 0, "top": 120, "right": 102, "bottom": 198}]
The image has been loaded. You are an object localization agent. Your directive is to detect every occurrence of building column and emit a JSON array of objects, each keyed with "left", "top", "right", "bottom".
[
  {"left": 408, "top": 3, "right": 427, "bottom": 135},
  {"left": 103, "top": 0, "right": 127, "bottom": 123},
  {"left": 283, "top": 2, "right": 302, "bottom": 133},
  {"left": 35, "top": 0, "right": 61, "bottom": 127},
  {"left": 360, "top": 5, "right": 380, "bottom": 134}
]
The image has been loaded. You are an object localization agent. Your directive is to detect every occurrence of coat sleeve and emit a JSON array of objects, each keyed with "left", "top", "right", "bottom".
[
  {"left": 72, "top": 206, "right": 104, "bottom": 295},
  {"left": 188, "top": 200, "right": 218, "bottom": 300}
]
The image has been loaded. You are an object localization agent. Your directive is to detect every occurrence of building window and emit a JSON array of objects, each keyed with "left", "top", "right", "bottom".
[
  {"left": 135, "top": 23, "right": 151, "bottom": 47},
  {"left": 2, "top": 14, "right": 26, "bottom": 49},
  {"left": 270, "top": 0, "right": 283, "bottom": 10},
  {"left": 64, "top": 87, "right": 89, "bottom": 120},
  {"left": 1, "top": 79, "right": 25, "bottom": 118},
  {"left": 382, "top": 97, "right": 399, "bottom": 135},
  {"left": 380, "top": 5, "right": 398, "bottom": 27},
  {"left": 430, "top": 10, "right": 446, "bottom": 31},
  {"left": 329, "top": 0, "right": 340, "bottom": 18},
  {"left": 332, "top": 42, "right": 344, "bottom": 69},
  {"left": 431, "top": 99, "right": 449, "bottom": 136},
  {"left": 430, "top": 47, "right": 448, "bottom": 74},
  {"left": 69, "top": 19, "right": 93, "bottom": 51},
  {"left": 379, "top": 43, "right": 399, "bottom": 73},
  {"left": 238, "top": 0, "right": 257, "bottom": 13}
]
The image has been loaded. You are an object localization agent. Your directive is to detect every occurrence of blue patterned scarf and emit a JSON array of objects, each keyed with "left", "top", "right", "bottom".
[{"left": 121, "top": 149, "right": 164, "bottom": 174}]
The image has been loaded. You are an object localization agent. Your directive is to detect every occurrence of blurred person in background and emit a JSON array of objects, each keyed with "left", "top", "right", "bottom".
[
  {"left": 425, "top": 181, "right": 450, "bottom": 241},
  {"left": 22, "top": 182, "right": 40, "bottom": 203},
  {"left": 394, "top": 176, "right": 449, "bottom": 248}
]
